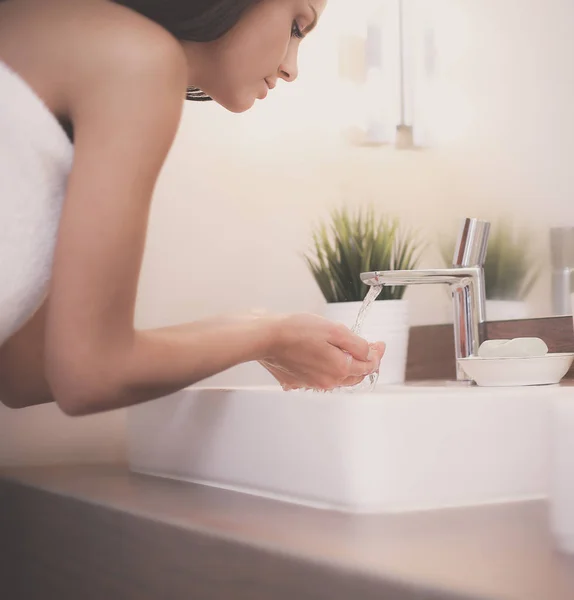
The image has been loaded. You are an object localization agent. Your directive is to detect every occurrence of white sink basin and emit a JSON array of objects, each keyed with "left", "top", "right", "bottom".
[{"left": 126, "top": 384, "right": 568, "bottom": 513}]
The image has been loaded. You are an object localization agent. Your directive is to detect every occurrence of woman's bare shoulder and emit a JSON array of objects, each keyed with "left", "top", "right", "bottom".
[
  {"left": 2, "top": 0, "right": 174, "bottom": 37},
  {"left": 0, "top": 0, "right": 186, "bottom": 117}
]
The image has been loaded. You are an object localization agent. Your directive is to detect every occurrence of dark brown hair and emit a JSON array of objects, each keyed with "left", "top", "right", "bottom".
[{"left": 114, "top": 0, "right": 262, "bottom": 100}]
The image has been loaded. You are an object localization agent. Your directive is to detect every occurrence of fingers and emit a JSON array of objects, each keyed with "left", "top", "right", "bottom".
[
  {"left": 264, "top": 314, "right": 387, "bottom": 392},
  {"left": 346, "top": 356, "right": 375, "bottom": 377},
  {"left": 344, "top": 342, "right": 386, "bottom": 378},
  {"left": 339, "top": 375, "right": 368, "bottom": 388},
  {"left": 369, "top": 342, "right": 386, "bottom": 362},
  {"left": 262, "top": 362, "right": 301, "bottom": 391},
  {"left": 329, "top": 323, "right": 370, "bottom": 361}
]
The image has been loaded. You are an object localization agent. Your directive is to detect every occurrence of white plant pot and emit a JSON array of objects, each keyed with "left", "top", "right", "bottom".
[
  {"left": 485, "top": 300, "right": 529, "bottom": 322},
  {"left": 321, "top": 299, "right": 409, "bottom": 385}
]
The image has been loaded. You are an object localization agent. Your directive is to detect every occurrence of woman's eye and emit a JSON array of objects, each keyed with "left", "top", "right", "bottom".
[{"left": 291, "top": 20, "right": 304, "bottom": 39}]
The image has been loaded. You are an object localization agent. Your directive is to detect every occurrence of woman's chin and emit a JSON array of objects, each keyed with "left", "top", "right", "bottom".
[{"left": 211, "top": 92, "right": 257, "bottom": 114}]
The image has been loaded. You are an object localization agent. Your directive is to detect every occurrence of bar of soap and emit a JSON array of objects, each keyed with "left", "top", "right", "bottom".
[{"left": 478, "top": 338, "right": 549, "bottom": 358}]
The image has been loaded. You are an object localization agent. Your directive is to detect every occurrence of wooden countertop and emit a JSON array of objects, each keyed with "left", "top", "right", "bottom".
[{"left": 2, "top": 464, "right": 574, "bottom": 600}]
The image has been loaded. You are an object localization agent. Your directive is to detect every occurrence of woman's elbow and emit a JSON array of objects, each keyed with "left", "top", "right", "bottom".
[
  {"left": 0, "top": 382, "right": 54, "bottom": 410},
  {"left": 0, "top": 391, "right": 29, "bottom": 410},
  {"left": 54, "top": 391, "right": 98, "bottom": 417},
  {"left": 53, "top": 382, "right": 128, "bottom": 416},
  {"left": 47, "top": 360, "right": 129, "bottom": 417},
  {"left": 0, "top": 371, "right": 111, "bottom": 415}
]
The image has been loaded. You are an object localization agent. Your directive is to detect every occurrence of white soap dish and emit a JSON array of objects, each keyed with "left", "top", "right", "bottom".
[{"left": 457, "top": 353, "right": 574, "bottom": 387}]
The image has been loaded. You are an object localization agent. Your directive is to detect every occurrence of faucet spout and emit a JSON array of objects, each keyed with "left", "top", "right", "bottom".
[
  {"left": 360, "top": 218, "right": 491, "bottom": 382},
  {"left": 361, "top": 267, "right": 480, "bottom": 289}
]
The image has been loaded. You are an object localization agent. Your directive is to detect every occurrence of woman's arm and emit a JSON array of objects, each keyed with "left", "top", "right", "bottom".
[
  {"left": 0, "top": 300, "right": 54, "bottom": 409},
  {"left": 26, "top": 11, "right": 382, "bottom": 417}
]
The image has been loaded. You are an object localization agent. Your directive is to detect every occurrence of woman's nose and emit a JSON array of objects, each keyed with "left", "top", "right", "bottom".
[{"left": 278, "top": 46, "right": 299, "bottom": 83}]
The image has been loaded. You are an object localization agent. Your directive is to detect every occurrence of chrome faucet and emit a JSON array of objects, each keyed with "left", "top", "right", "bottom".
[
  {"left": 360, "top": 218, "right": 491, "bottom": 381},
  {"left": 550, "top": 227, "right": 574, "bottom": 316}
]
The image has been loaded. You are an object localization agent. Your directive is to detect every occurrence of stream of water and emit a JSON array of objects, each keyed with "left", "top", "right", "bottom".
[
  {"left": 335, "top": 284, "right": 384, "bottom": 394},
  {"left": 351, "top": 284, "right": 383, "bottom": 336}
]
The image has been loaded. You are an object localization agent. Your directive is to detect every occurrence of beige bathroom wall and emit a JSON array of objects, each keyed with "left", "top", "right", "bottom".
[{"left": 135, "top": 0, "right": 574, "bottom": 386}]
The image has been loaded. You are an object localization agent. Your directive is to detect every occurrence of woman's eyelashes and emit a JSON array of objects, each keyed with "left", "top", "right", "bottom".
[{"left": 291, "top": 20, "right": 304, "bottom": 39}]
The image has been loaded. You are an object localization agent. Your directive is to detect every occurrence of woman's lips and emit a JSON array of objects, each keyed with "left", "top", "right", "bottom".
[
  {"left": 258, "top": 78, "right": 275, "bottom": 100},
  {"left": 258, "top": 83, "right": 268, "bottom": 100}
]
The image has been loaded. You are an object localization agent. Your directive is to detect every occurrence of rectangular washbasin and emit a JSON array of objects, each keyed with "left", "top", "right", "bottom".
[{"left": 126, "top": 384, "right": 568, "bottom": 513}]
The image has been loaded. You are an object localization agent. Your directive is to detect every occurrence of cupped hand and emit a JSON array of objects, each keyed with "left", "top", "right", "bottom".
[{"left": 259, "top": 313, "right": 385, "bottom": 392}]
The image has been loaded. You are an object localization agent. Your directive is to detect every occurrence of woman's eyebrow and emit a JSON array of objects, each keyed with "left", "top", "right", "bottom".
[{"left": 303, "top": 4, "right": 318, "bottom": 36}]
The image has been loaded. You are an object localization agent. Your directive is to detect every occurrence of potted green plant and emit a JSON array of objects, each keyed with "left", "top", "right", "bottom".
[
  {"left": 439, "top": 220, "right": 539, "bottom": 321},
  {"left": 304, "top": 205, "right": 423, "bottom": 384}
]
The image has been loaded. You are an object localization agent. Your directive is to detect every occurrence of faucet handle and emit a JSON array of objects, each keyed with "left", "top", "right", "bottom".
[
  {"left": 452, "top": 218, "right": 490, "bottom": 268},
  {"left": 550, "top": 227, "right": 574, "bottom": 269}
]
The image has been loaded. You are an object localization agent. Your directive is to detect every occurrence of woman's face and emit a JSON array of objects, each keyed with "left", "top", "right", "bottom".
[{"left": 186, "top": 0, "right": 327, "bottom": 113}]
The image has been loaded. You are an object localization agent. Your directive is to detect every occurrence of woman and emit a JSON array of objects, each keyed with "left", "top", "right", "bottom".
[{"left": 0, "top": 0, "right": 385, "bottom": 416}]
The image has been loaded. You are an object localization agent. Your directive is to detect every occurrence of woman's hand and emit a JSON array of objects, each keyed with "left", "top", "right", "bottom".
[{"left": 260, "top": 314, "right": 385, "bottom": 392}]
